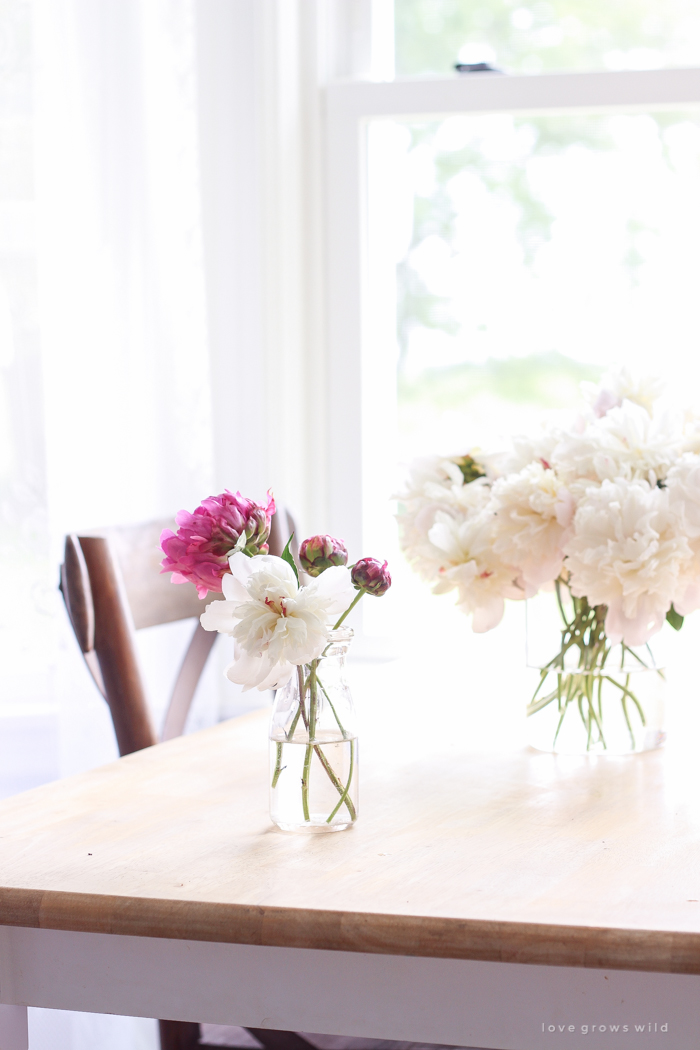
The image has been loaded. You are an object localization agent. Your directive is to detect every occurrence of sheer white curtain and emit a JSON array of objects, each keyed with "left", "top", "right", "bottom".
[
  {"left": 18, "top": 2, "right": 212, "bottom": 1047},
  {"left": 35, "top": 0, "right": 213, "bottom": 537},
  {"left": 0, "top": 1, "right": 342, "bottom": 1046},
  {"left": 28, "top": 0, "right": 227, "bottom": 774}
]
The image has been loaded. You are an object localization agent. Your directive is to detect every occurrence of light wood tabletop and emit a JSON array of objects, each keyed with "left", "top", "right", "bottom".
[{"left": 1, "top": 704, "right": 700, "bottom": 976}]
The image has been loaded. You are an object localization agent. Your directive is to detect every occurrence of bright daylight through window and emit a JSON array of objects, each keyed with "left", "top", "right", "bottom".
[
  {"left": 395, "top": 0, "right": 700, "bottom": 74},
  {"left": 349, "top": 2, "right": 700, "bottom": 671}
]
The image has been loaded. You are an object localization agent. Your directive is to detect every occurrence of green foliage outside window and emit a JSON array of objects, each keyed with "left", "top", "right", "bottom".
[{"left": 392, "top": 2, "right": 700, "bottom": 411}]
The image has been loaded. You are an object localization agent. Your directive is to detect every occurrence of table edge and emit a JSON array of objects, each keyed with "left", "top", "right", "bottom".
[{"left": 1, "top": 887, "right": 699, "bottom": 974}]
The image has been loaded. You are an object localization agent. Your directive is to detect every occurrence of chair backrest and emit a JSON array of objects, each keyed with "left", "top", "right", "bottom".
[{"left": 60, "top": 508, "right": 297, "bottom": 757}]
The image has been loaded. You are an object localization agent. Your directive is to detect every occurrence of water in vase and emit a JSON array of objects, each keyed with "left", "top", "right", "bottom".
[{"left": 269, "top": 737, "right": 358, "bottom": 832}]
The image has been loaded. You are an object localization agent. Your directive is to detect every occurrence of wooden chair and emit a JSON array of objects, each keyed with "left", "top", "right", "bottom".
[{"left": 59, "top": 508, "right": 315, "bottom": 1050}]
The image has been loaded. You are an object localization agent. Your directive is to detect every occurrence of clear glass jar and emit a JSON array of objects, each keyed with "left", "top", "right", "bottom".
[
  {"left": 526, "top": 587, "right": 666, "bottom": 755},
  {"left": 269, "top": 627, "right": 358, "bottom": 832}
]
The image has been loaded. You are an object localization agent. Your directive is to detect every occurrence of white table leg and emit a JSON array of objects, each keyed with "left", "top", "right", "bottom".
[{"left": 0, "top": 1005, "right": 28, "bottom": 1050}]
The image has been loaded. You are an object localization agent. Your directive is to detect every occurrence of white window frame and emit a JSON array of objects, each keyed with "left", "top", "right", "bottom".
[{"left": 324, "top": 67, "right": 700, "bottom": 559}]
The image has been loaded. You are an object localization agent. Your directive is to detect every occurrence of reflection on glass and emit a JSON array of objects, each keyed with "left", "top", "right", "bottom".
[{"left": 395, "top": 0, "right": 700, "bottom": 76}]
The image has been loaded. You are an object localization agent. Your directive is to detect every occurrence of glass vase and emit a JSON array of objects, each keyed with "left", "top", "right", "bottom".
[
  {"left": 269, "top": 627, "right": 358, "bottom": 832},
  {"left": 526, "top": 584, "right": 666, "bottom": 755}
]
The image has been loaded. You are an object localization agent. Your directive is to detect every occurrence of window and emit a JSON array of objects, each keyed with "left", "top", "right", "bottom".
[
  {"left": 395, "top": 0, "right": 700, "bottom": 76},
  {"left": 324, "top": 15, "right": 700, "bottom": 647}
]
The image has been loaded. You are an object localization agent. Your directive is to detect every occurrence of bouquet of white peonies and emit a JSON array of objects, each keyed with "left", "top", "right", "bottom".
[{"left": 397, "top": 371, "right": 700, "bottom": 750}]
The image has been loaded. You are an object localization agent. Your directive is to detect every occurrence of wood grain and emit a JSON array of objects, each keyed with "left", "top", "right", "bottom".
[{"left": 1, "top": 710, "right": 700, "bottom": 974}]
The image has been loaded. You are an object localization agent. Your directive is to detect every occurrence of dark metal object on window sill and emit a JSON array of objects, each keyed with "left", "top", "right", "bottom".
[{"left": 454, "top": 62, "right": 504, "bottom": 74}]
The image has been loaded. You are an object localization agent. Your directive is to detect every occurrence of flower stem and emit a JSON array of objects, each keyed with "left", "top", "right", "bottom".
[
  {"left": 314, "top": 742, "right": 357, "bottom": 821},
  {"left": 528, "top": 580, "right": 654, "bottom": 751},
  {"left": 621, "top": 693, "right": 635, "bottom": 751},
  {"left": 284, "top": 666, "right": 307, "bottom": 742},
  {"left": 301, "top": 660, "right": 317, "bottom": 822},
  {"left": 271, "top": 742, "right": 284, "bottom": 788},
  {"left": 333, "top": 589, "right": 364, "bottom": 631},
  {"left": 316, "top": 674, "right": 347, "bottom": 738},
  {"left": 326, "top": 738, "right": 355, "bottom": 823}
]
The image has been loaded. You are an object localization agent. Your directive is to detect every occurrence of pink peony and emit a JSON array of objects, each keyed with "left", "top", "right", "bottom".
[{"left": 160, "top": 490, "right": 275, "bottom": 598}]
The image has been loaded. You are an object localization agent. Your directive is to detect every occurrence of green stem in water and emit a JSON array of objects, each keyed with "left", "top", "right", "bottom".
[
  {"left": 603, "top": 675, "right": 646, "bottom": 725},
  {"left": 273, "top": 667, "right": 306, "bottom": 789},
  {"left": 300, "top": 662, "right": 316, "bottom": 822},
  {"left": 314, "top": 743, "right": 357, "bottom": 821},
  {"left": 284, "top": 665, "right": 307, "bottom": 743},
  {"left": 309, "top": 661, "right": 318, "bottom": 738},
  {"left": 621, "top": 693, "right": 636, "bottom": 751},
  {"left": 528, "top": 581, "right": 656, "bottom": 750},
  {"left": 301, "top": 751, "right": 311, "bottom": 821},
  {"left": 271, "top": 742, "right": 284, "bottom": 788},
  {"left": 585, "top": 672, "right": 606, "bottom": 749},
  {"left": 326, "top": 739, "right": 355, "bottom": 823}
]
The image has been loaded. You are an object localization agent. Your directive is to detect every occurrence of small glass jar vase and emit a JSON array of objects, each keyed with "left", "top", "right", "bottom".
[
  {"left": 526, "top": 585, "right": 666, "bottom": 755},
  {"left": 269, "top": 627, "right": 358, "bottom": 832}
]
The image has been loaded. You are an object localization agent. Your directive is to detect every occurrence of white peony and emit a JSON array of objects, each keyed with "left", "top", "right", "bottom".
[
  {"left": 491, "top": 463, "right": 574, "bottom": 593},
  {"left": 553, "top": 399, "right": 682, "bottom": 492},
  {"left": 667, "top": 453, "right": 700, "bottom": 540},
  {"left": 665, "top": 454, "right": 700, "bottom": 615},
  {"left": 428, "top": 507, "right": 523, "bottom": 632},
  {"left": 485, "top": 427, "right": 560, "bottom": 477},
  {"left": 581, "top": 367, "right": 664, "bottom": 419},
  {"left": 200, "top": 552, "right": 356, "bottom": 691},
  {"left": 398, "top": 374, "right": 700, "bottom": 642},
  {"left": 396, "top": 454, "right": 490, "bottom": 585},
  {"left": 563, "top": 478, "right": 692, "bottom": 646}
]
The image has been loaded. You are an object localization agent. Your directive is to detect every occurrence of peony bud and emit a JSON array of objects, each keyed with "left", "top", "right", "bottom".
[
  {"left": 299, "top": 534, "right": 349, "bottom": 576},
  {"left": 350, "top": 557, "right": 391, "bottom": 596}
]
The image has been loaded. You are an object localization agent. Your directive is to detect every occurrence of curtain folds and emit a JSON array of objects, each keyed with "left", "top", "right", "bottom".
[
  {"left": 16, "top": 6, "right": 215, "bottom": 1046},
  {"left": 34, "top": 0, "right": 214, "bottom": 545}
]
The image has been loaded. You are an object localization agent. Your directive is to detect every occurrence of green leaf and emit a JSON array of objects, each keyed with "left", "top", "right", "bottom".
[
  {"left": 281, "top": 534, "right": 299, "bottom": 585},
  {"left": 666, "top": 605, "right": 684, "bottom": 631},
  {"left": 453, "top": 454, "right": 486, "bottom": 485}
]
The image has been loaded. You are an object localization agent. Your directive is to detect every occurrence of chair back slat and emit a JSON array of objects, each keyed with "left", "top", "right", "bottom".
[
  {"left": 60, "top": 535, "right": 95, "bottom": 653},
  {"left": 78, "top": 535, "right": 157, "bottom": 756},
  {"left": 103, "top": 520, "right": 204, "bottom": 630},
  {"left": 161, "top": 624, "right": 218, "bottom": 742}
]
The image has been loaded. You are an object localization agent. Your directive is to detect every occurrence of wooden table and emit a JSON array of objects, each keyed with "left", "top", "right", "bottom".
[{"left": 1, "top": 706, "right": 700, "bottom": 1050}]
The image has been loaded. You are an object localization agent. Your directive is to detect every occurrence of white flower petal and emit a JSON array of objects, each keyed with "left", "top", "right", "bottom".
[
  {"left": 564, "top": 478, "right": 691, "bottom": 646},
  {"left": 203, "top": 550, "right": 352, "bottom": 690},
  {"left": 306, "top": 564, "right": 356, "bottom": 618},
  {"left": 227, "top": 549, "right": 256, "bottom": 579},
  {"left": 200, "top": 599, "right": 239, "bottom": 634},
  {"left": 491, "top": 463, "right": 571, "bottom": 592}
]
